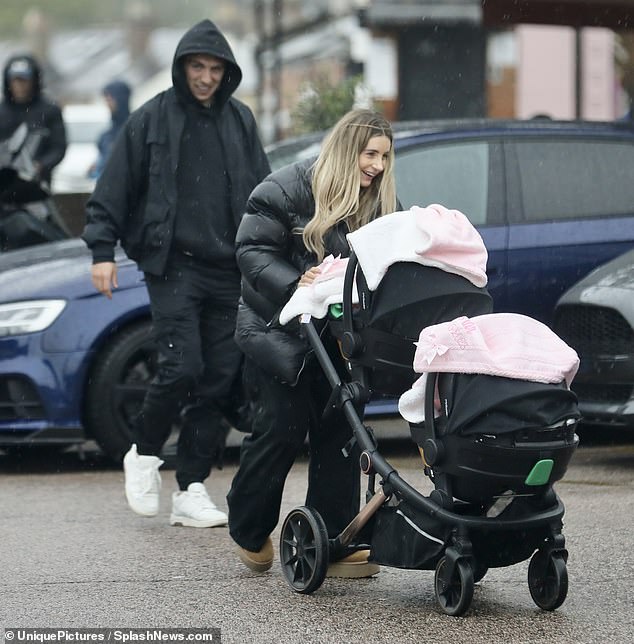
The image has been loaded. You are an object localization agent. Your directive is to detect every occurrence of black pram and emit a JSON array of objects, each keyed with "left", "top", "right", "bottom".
[{"left": 277, "top": 213, "right": 580, "bottom": 617}]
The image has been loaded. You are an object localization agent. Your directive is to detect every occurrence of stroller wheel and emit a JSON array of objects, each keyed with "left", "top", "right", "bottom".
[
  {"left": 528, "top": 551, "right": 568, "bottom": 610},
  {"left": 280, "top": 506, "right": 329, "bottom": 594},
  {"left": 434, "top": 556, "right": 474, "bottom": 616}
]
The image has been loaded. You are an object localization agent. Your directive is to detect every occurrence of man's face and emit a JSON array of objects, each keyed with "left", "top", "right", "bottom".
[
  {"left": 184, "top": 54, "right": 225, "bottom": 106},
  {"left": 9, "top": 76, "right": 34, "bottom": 103}
]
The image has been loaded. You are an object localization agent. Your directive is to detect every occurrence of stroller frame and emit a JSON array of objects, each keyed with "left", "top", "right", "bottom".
[{"left": 279, "top": 252, "right": 577, "bottom": 616}]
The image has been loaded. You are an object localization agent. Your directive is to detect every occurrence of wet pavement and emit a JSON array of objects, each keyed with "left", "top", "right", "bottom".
[{"left": 1, "top": 427, "right": 633, "bottom": 644}]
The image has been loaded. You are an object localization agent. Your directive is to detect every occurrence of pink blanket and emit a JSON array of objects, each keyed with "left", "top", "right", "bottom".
[
  {"left": 398, "top": 313, "right": 579, "bottom": 423},
  {"left": 346, "top": 204, "right": 488, "bottom": 290},
  {"left": 412, "top": 313, "right": 579, "bottom": 385}
]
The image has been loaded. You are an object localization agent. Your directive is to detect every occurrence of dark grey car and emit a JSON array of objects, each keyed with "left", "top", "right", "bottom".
[{"left": 554, "top": 249, "right": 634, "bottom": 428}]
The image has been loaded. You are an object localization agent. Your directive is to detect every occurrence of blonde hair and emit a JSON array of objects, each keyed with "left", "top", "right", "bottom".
[{"left": 303, "top": 109, "right": 397, "bottom": 260}]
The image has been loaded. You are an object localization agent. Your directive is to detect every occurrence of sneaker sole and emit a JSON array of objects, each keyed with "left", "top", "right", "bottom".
[
  {"left": 169, "top": 514, "right": 228, "bottom": 528},
  {"left": 326, "top": 562, "right": 380, "bottom": 579},
  {"left": 125, "top": 492, "right": 159, "bottom": 517}
]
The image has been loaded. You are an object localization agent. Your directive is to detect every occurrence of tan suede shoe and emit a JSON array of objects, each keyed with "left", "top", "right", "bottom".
[
  {"left": 326, "top": 549, "right": 380, "bottom": 578},
  {"left": 236, "top": 537, "right": 274, "bottom": 573}
]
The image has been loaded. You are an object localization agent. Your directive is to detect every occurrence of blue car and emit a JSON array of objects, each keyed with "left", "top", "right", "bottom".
[
  {"left": 0, "top": 240, "right": 150, "bottom": 458},
  {"left": 2, "top": 118, "right": 634, "bottom": 459}
]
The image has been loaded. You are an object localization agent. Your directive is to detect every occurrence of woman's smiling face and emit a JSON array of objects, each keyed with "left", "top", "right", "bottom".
[{"left": 358, "top": 135, "right": 391, "bottom": 188}]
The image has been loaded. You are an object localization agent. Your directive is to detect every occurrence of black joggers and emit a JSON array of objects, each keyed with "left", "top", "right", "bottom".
[
  {"left": 135, "top": 254, "right": 243, "bottom": 489},
  {"left": 227, "top": 352, "right": 361, "bottom": 552}
]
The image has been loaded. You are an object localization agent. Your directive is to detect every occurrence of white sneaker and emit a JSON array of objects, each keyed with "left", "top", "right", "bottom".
[
  {"left": 170, "top": 482, "right": 228, "bottom": 528},
  {"left": 123, "top": 444, "right": 164, "bottom": 517}
]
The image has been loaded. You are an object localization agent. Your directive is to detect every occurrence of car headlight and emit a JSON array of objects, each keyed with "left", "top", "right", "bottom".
[{"left": 0, "top": 300, "right": 67, "bottom": 336}]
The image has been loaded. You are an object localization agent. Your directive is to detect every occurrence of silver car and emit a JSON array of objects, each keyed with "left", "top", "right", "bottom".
[{"left": 554, "top": 249, "right": 634, "bottom": 428}]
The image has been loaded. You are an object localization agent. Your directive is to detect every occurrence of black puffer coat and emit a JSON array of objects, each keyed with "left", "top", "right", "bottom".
[{"left": 235, "top": 157, "right": 353, "bottom": 384}]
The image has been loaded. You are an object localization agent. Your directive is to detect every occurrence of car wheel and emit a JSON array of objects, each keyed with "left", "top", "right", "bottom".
[{"left": 85, "top": 321, "right": 156, "bottom": 462}]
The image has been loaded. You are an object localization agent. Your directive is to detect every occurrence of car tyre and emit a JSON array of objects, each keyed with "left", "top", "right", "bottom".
[{"left": 85, "top": 321, "right": 156, "bottom": 462}]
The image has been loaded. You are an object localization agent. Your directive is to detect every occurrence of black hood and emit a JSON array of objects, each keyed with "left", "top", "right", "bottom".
[
  {"left": 3, "top": 53, "right": 42, "bottom": 104},
  {"left": 171, "top": 19, "right": 242, "bottom": 109}
]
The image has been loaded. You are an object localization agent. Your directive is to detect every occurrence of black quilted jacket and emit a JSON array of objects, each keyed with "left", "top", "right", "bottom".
[{"left": 235, "top": 157, "right": 352, "bottom": 384}]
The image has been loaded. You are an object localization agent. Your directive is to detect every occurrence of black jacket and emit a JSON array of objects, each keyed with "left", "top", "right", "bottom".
[
  {"left": 82, "top": 20, "right": 270, "bottom": 275},
  {"left": 235, "top": 158, "right": 356, "bottom": 384},
  {"left": 0, "top": 54, "right": 66, "bottom": 184}
]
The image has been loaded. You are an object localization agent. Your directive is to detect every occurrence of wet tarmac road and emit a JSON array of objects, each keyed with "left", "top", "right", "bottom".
[{"left": 1, "top": 428, "right": 633, "bottom": 644}]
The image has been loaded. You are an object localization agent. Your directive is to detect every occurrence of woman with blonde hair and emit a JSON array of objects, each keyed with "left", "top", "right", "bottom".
[{"left": 227, "top": 108, "right": 398, "bottom": 577}]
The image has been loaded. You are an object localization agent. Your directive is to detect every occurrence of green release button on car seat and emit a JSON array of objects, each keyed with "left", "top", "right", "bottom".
[
  {"left": 525, "top": 459, "right": 554, "bottom": 486},
  {"left": 329, "top": 303, "right": 344, "bottom": 319}
]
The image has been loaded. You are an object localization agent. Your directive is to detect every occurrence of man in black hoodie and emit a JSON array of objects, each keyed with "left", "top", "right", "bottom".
[
  {"left": 82, "top": 20, "right": 270, "bottom": 528},
  {"left": 0, "top": 54, "right": 66, "bottom": 185}
]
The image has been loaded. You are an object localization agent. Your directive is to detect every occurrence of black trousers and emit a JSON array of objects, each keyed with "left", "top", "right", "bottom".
[
  {"left": 134, "top": 254, "right": 243, "bottom": 490},
  {"left": 227, "top": 347, "right": 361, "bottom": 552}
]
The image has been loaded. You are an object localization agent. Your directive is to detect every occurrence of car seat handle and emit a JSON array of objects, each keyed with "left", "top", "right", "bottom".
[
  {"left": 342, "top": 250, "right": 371, "bottom": 333},
  {"left": 341, "top": 250, "right": 370, "bottom": 358},
  {"left": 342, "top": 250, "right": 358, "bottom": 337}
]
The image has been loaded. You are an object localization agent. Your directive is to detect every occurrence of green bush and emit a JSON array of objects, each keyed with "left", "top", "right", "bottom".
[{"left": 291, "top": 74, "right": 373, "bottom": 135}]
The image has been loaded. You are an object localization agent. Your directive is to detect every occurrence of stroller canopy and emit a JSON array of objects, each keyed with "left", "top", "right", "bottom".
[
  {"left": 439, "top": 372, "right": 580, "bottom": 436},
  {"left": 365, "top": 262, "right": 492, "bottom": 338},
  {"left": 335, "top": 262, "right": 493, "bottom": 398},
  {"left": 399, "top": 313, "right": 580, "bottom": 429}
]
